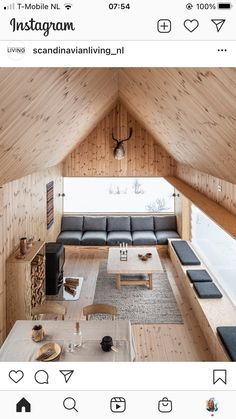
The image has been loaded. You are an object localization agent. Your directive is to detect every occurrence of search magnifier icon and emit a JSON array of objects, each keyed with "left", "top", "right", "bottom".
[{"left": 63, "top": 397, "right": 78, "bottom": 412}]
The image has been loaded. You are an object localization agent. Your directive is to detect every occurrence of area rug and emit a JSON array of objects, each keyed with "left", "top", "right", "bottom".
[{"left": 93, "top": 262, "right": 183, "bottom": 324}]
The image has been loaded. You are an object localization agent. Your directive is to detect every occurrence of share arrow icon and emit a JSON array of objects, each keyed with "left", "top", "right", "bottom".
[
  {"left": 211, "top": 19, "right": 226, "bottom": 32},
  {"left": 60, "top": 370, "right": 74, "bottom": 383}
]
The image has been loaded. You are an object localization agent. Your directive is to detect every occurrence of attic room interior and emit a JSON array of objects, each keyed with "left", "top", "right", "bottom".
[{"left": 0, "top": 67, "right": 236, "bottom": 362}]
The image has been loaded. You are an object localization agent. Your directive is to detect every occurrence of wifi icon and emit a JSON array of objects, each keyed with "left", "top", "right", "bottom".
[{"left": 64, "top": 3, "right": 72, "bottom": 9}]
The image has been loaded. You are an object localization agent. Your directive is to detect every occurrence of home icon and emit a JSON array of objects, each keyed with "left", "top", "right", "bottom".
[{"left": 16, "top": 397, "right": 31, "bottom": 413}]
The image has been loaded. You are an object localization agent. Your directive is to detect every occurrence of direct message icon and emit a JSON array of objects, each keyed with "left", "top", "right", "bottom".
[{"left": 213, "top": 369, "right": 227, "bottom": 385}]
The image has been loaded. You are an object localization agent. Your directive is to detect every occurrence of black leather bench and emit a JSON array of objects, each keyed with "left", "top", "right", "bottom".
[
  {"left": 186, "top": 269, "right": 213, "bottom": 283},
  {"left": 57, "top": 215, "right": 180, "bottom": 246},
  {"left": 217, "top": 326, "right": 236, "bottom": 361},
  {"left": 171, "top": 240, "right": 201, "bottom": 266}
]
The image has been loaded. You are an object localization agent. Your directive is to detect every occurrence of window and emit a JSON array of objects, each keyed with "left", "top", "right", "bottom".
[
  {"left": 63, "top": 177, "right": 174, "bottom": 213},
  {"left": 191, "top": 204, "right": 236, "bottom": 306}
]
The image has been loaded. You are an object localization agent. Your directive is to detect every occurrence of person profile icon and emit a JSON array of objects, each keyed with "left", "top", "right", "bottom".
[{"left": 206, "top": 398, "right": 218, "bottom": 413}]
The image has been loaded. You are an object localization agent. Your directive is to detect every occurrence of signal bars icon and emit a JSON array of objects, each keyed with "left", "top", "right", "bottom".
[
  {"left": 64, "top": 3, "right": 72, "bottom": 9},
  {"left": 4, "top": 3, "right": 15, "bottom": 10}
]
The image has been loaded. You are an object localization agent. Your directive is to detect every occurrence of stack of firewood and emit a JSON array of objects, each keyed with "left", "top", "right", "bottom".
[
  {"left": 64, "top": 277, "right": 79, "bottom": 296},
  {"left": 31, "top": 254, "right": 45, "bottom": 308}
]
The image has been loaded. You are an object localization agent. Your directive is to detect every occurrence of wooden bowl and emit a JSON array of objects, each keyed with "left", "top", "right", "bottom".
[
  {"left": 140, "top": 255, "right": 148, "bottom": 261},
  {"left": 36, "top": 342, "right": 61, "bottom": 362},
  {"left": 145, "top": 252, "right": 152, "bottom": 258}
]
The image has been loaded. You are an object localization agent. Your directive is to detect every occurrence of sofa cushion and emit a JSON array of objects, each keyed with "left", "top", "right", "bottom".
[
  {"left": 156, "top": 230, "right": 180, "bottom": 245},
  {"left": 193, "top": 282, "right": 223, "bottom": 299},
  {"left": 61, "top": 216, "right": 83, "bottom": 231},
  {"left": 171, "top": 240, "right": 201, "bottom": 265},
  {"left": 83, "top": 216, "right": 106, "bottom": 231},
  {"left": 107, "top": 231, "right": 132, "bottom": 246},
  {"left": 81, "top": 231, "right": 107, "bottom": 245},
  {"left": 107, "top": 216, "right": 131, "bottom": 232},
  {"left": 154, "top": 215, "right": 177, "bottom": 231},
  {"left": 57, "top": 231, "right": 82, "bottom": 245},
  {"left": 131, "top": 216, "right": 154, "bottom": 232},
  {"left": 186, "top": 269, "right": 213, "bottom": 283},
  {"left": 217, "top": 327, "right": 236, "bottom": 361},
  {"left": 132, "top": 231, "right": 157, "bottom": 245}
]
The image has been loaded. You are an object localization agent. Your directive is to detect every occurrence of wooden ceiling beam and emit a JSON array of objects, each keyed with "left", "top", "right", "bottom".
[{"left": 166, "top": 176, "right": 236, "bottom": 239}]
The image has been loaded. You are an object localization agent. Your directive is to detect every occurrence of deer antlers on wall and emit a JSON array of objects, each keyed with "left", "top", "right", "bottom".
[{"left": 112, "top": 127, "right": 133, "bottom": 160}]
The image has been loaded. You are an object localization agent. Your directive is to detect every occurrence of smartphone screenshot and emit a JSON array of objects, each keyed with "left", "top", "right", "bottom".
[{"left": 0, "top": 0, "right": 235, "bottom": 417}]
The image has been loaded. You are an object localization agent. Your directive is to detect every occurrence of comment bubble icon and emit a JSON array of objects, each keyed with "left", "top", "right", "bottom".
[{"left": 34, "top": 370, "right": 49, "bottom": 384}]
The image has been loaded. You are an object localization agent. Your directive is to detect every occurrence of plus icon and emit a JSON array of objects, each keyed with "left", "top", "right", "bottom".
[{"left": 157, "top": 19, "right": 172, "bottom": 33}]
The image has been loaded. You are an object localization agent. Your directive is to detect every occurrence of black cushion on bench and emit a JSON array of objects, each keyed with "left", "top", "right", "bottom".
[
  {"left": 186, "top": 269, "right": 213, "bottom": 283},
  {"left": 81, "top": 231, "right": 107, "bottom": 245},
  {"left": 193, "top": 282, "right": 223, "bottom": 299},
  {"left": 107, "top": 231, "right": 132, "bottom": 246},
  {"left": 217, "top": 327, "right": 236, "bottom": 361},
  {"left": 57, "top": 231, "right": 82, "bottom": 245},
  {"left": 171, "top": 240, "right": 201, "bottom": 266},
  {"left": 156, "top": 230, "right": 180, "bottom": 245}
]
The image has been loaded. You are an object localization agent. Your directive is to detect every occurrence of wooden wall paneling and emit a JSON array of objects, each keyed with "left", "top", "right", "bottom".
[
  {"left": 175, "top": 163, "right": 236, "bottom": 217},
  {"left": 166, "top": 175, "right": 236, "bottom": 240},
  {"left": 175, "top": 193, "right": 191, "bottom": 240},
  {"left": 119, "top": 68, "right": 236, "bottom": 184},
  {"left": 0, "top": 164, "right": 63, "bottom": 343},
  {"left": 0, "top": 68, "right": 118, "bottom": 184},
  {"left": 63, "top": 103, "right": 176, "bottom": 177}
]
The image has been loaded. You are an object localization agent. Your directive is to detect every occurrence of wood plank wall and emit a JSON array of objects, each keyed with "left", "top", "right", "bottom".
[
  {"left": 0, "top": 164, "right": 63, "bottom": 343},
  {"left": 175, "top": 163, "right": 236, "bottom": 216},
  {"left": 63, "top": 103, "right": 175, "bottom": 177}
]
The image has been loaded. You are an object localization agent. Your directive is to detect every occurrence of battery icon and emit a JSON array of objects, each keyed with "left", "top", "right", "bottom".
[{"left": 218, "top": 3, "right": 232, "bottom": 8}]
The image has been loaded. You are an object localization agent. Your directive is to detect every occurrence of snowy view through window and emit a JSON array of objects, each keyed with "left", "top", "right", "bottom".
[
  {"left": 64, "top": 178, "right": 174, "bottom": 213},
  {"left": 192, "top": 205, "right": 236, "bottom": 306}
]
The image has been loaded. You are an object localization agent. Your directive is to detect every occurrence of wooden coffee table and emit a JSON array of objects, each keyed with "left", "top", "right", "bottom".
[{"left": 107, "top": 246, "right": 163, "bottom": 290}]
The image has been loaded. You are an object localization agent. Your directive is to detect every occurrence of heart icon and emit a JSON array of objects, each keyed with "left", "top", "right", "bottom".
[
  {"left": 184, "top": 19, "right": 199, "bottom": 32},
  {"left": 9, "top": 370, "right": 24, "bottom": 383}
]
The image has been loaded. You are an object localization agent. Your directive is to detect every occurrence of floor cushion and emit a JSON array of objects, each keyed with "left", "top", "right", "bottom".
[
  {"left": 193, "top": 282, "right": 223, "bottom": 299},
  {"left": 186, "top": 269, "right": 213, "bottom": 283},
  {"left": 81, "top": 231, "right": 107, "bottom": 245},
  {"left": 132, "top": 231, "right": 157, "bottom": 245},
  {"left": 56, "top": 231, "right": 82, "bottom": 245},
  {"left": 107, "top": 231, "right": 132, "bottom": 246},
  {"left": 217, "top": 326, "right": 236, "bottom": 361},
  {"left": 156, "top": 230, "right": 180, "bottom": 245},
  {"left": 171, "top": 240, "right": 201, "bottom": 265}
]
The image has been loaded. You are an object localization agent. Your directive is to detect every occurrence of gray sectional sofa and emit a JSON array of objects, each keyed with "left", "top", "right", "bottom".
[{"left": 56, "top": 215, "right": 180, "bottom": 246}]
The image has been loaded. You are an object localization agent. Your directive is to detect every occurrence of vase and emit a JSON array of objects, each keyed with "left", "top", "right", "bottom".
[
  {"left": 20, "top": 237, "right": 27, "bottom": 255},
  {"left": 32, "top": 325, "right": 44, "bottom": 342}
]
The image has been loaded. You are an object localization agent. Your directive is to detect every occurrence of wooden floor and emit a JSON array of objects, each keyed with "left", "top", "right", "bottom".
[{"left": 47, "top": 246, "right": 213, "bottom": 362}]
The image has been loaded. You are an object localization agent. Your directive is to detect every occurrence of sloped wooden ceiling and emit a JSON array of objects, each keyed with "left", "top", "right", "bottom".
[
  {"left": 119, "top": 68, "right": 236, "bottom": 184},
  {"left": 1, "top": 68, "right": 236, "bottom": 185},
  {"left": 0, "top": 68, "right": 118, "bottom": 185}
]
